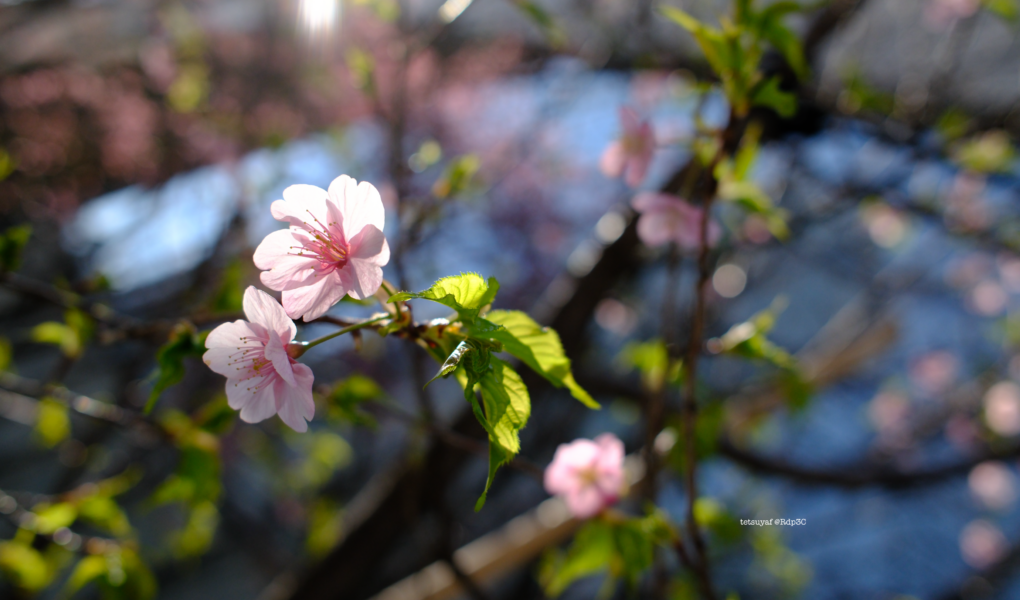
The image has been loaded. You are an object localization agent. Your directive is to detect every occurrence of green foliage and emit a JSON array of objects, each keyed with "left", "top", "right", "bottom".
[
  {"left": 171, "top": 501, "right": 219, "bottom": 559},
  {"left": 0, "top": 539, "right": 54, "bottom": 592},
  {"left": 34, "top": 397, "right": 71, "bottom": 448},
  {"left": 474, "top": 358, "right": 531, "bottom": 510},
  {"left": 77, "top": 495, "right": 133, "bottom": 538},
  {"left": 0, "top": 224, "right": 31, "bottom": 272},
  {"left": 306, "top": 498, "right": 344, "bottom": 558},
  {"left": 953, "top": 130, "right": 1016, "bottom": 174},
  {"left": 210, "top": 259, "right": 245, "bottom": 312},
  {"left": 541, "top": 512, "right": 673, "bottom": 596},
  {"left": 749, "top": 527, "right": 812, "bottom": 597},
  {"left": 432, "top": 155, "right": 481, "bottom": 199},
  {"left": 693, "top": 498, "right": 743, "bottom": 545},
  {"left": 32, "top": 309, "right": 93, "bottom": 358},
  {"left": 389, "top": 273, "right": 499, "bottom": 323},
  {"left": 327, "top": 374, "right": 384, "bottom": 427},
  {"left": 512, "top": 0, "right": 567, "bottom": 47},
  {"left": 426, "top": 340, "right": 475, "bottom": 387},
  {"left": 838, "top": 68, "right": 895, "bottom": 116},
  {"left": 151, "top": 412, "right": 222, "bottom": 510},
  {"left": 715, "top": 123, "right": 790, "bottom": 239},
  {"left": 409, "top": 140, "right": 443, "bottom": 172},
  {"left": 346, "top": 48, "right": 376, "bottom": 95},
  {"left": 0, "top": 147, "right": 16, "bottom": 182},
  {"left": 661, "top": 1, "right": 807, "bottom": 117},
  {"left": 618, "top": 339, "right": 678, "bottom": 392},
  {"left": 34, "top": 502, "right": 78, "bottom": 534},
  {"left": 288, "top": 431, "right": 353, "bottom": 491},
  {"left": 710, "top": 298, "right": 811, "bottom": 409},
  {"left": 0, "top": 336, "right": 11, "bottom": 372},
  {"left": 63, "top": 546, "right": 156, "bottom": 600},
  {"left": 984, "top": 0, "right": 1019, "bottom": 21},
  {"left": 475, "top": 310, "right": 598, "bottom": 408},
  {"left": 146, "top": 323, "right": 208, "bottom": 414}
]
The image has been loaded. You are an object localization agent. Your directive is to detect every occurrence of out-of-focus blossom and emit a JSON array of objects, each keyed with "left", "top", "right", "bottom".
[
  {"left": 600, "top": 107, "right": 654, "bottom": 188},
  {"left": 868, "top": 390, "right": 911, "bottom": 435},
  {"left": 909, "top": 351, "right": 958, "bottom": 396},
  {"left": 255, "top": 175, "right": 390, "bottom": 322},
  {"left": 969, "top": 280, "right": 1008, "bottom": 316},
  {"left": 924, "top": 0, "right": 979, "bottom": 30},
  {"left": 204, "top": 287, "right": 315, "bottom": 432},
  {"left": 968, "top": 461, "right": 1018, "bottom": 510},
  {"left": 984, "top": 381, "right": 1020, "bottom": 437},
  {"left": 632, "top": 193, "right": 721, "bottom": 251},
  {"left": 544, "top": 433, "right": 626, "bottom": 519},
  {"left": 960, "top": 519, "right": 1007, "bottom": 569}
]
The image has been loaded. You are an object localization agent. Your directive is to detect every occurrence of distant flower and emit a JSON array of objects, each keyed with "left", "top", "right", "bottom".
[
  {"left": 203, "top": 286, "right": 315, "bottom": 432},
  {"left": 924, "top": 0, "right": 979, "bottom": 30},
  {"left": 255, "top": 175, "right": 390, "bottom": 322},
  {"left": 632, "top": 193, "right": 721, "bottom": 250},
  {"left": 544, "top": 433, "right": 626, "bottom": 519},
  {"left": 600, "top": 107, "right": 655, "bottom": 188}
]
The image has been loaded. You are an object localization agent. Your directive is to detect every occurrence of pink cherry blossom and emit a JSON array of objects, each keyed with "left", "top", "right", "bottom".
[
  {"left": 600, "top": 107, "right": 655, "bottom": 188},
  {"left": 544, "top": 433, "right": 626, "bottom": 519},
  {"left": 924, "top": 0, "right": 979, "bottom": 30},
  {"left": 203, "top": 286, "right": 315, "bottom": 432},
  {"left": 254, "top": 175, "right": 390, "bottom": 322},
  {"left": 632, "top": 193, "right": 721, "bottom": 251}
]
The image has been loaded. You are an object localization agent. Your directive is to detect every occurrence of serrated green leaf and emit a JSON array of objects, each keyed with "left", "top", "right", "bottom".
[
  {"left": 473, "top": 359, "right": 530, "bottom": 511},
  {"left": 476, "top": 310, "right": 598, "bottom": 409},
  {"left": 388, "top": 273, "right": 499, "bottom": 323},
  {"left": 751, "top": 76, "right": 796, "bottom": 117}
]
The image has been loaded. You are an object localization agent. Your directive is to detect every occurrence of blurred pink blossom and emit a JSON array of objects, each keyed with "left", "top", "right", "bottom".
[
  {"left": 924, "top": 0, "right": 979, "bottom": 30},
  {"left": 960, "top": 519, "right": 1007, "bottom": 569},
  {"left": 632, "top": 193, "right": 721, "bottom": 250},
  {"left": 544, "top": 433, "right": 626, "bottom": 519},
  {"left": 600, "top": 107, "right": 654, "bottom": 188},
  {"left": 255, "top": 175, "right": 390, "bottom": 322},
  {"left": 204, "top": 287, "right": 315, "bottom": 432}
]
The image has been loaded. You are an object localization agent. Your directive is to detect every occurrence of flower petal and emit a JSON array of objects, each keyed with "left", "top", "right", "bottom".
[
  {"left": 235, "top": 377, "right": 278, "bottom": 424},
  {"left": 599, "top": 142, "right": 626, "bottom": 179},
  {"left": 263, "top": 333, "right": 296, "bottom": 386},
  {"left": 205, "top": 319, "right": 266, "bottom": 350},
  {"left": 637, "top": 212, "right": 680, "bottom": 248},
  {"left": 566, "top": 484, "right": 606, "bottom": 519},
  {"left": 275, "top": 363, "right": 315, "bottom": 432},
  {"left": 281, "top": 271, "right": 347, "bottom": 322},
  {"left": 243, "top": 287, "right": 297, "bottom": 342},
  {"left": 272, "top": 184, "right": 330, "bottom": 230},
  {"left": 348, "top": 224, "right": 390, "bottom": 266},
  {"left": 254, "top": 229, "right": 320, "bottom": 290},
  {"left": 337, "top": 258, "right": 383, "bottom": 300},
  {"left": 329, "top": 176, "right": 385, "bottom": 241}
]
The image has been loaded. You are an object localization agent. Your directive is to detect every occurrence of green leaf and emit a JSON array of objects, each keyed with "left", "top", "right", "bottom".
[
  {"left": 327, "top": 375, "right": 384, "bottom": 427},
  {"left": 661, "top": 7, "right": 732, "bottom": 79},
  {"left": 953, "top": 130, "right": 1016, "bottom": 174},
  {"left": 78, "top": 496, "right": 132, "bottom": 538},
  {"left": 751, "top": 76, "right": 796, "bottom": 118},
  {"left": 475, "top": 310, "right": 599, "bottom": 409},
  {"left": 388, "top": 273, "right": 499, "bottom": 322},
  {"left": 618, "top": 339, "right": 676, "bottom": 392},
  {"left": 541, "top": 520, "right": 616, "bottom": 597},
  {"left": 0, "top": 540, "right": 53, "bottom": 592},
  {"left": 427, "top": 340, "right": 473, "bottom": 387},
  {"left": 63, "top": 555, "right": 108, "bottom": 598},
  {"left": 34, "top": 397, "right": 71, "bottom": 448},
  {"left": 432, "top": 154, "right": 481, "bottom": 199},
  {"left": 984, "top": 0, "right": 1019, "bottom": 21},
  {"left": 758, "top": 6, "right": 808, "bottom": 79},
  {"left": 32, "top": 322, "right": 81, "bottom": 358},
  {"left": 306, "top": 498, "right": 345, "bottom": 557},
  {"left": 473, "top": 358, "right": 531, "bottom": 510},
  {"left": 0, "top": 224, "right": 30, "bottom": 272},
  {"left": 0, "top": 147, "right": 16, "bottom": 183},
  {"left": 210, "top": 259, "right": 245, "bottom": 312},
  {"left": 146, "top": 323, "right": 207, "bottom": 414},
  {"left": 34, "top": 502, "right": 78, "bottom": 534},
  {"left": 171, "top": 501, "right": 219, "bottom": 558},
  {"left": 0, "top": 336, "right": 11, "bottom": 372}
]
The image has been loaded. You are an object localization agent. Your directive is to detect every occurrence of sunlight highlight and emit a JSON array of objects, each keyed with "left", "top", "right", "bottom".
[{"left": 298, "top": 0, "right": 341, "bottom": 48}]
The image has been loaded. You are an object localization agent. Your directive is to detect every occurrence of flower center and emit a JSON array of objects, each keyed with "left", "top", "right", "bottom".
[{"left": 291, "top": 210, "right": 350, "bottom": 271}]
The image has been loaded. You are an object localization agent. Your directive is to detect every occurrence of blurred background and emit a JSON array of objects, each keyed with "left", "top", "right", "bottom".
[{"left": 1, "top": 0, "right": 1020, "bottom": 598}]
